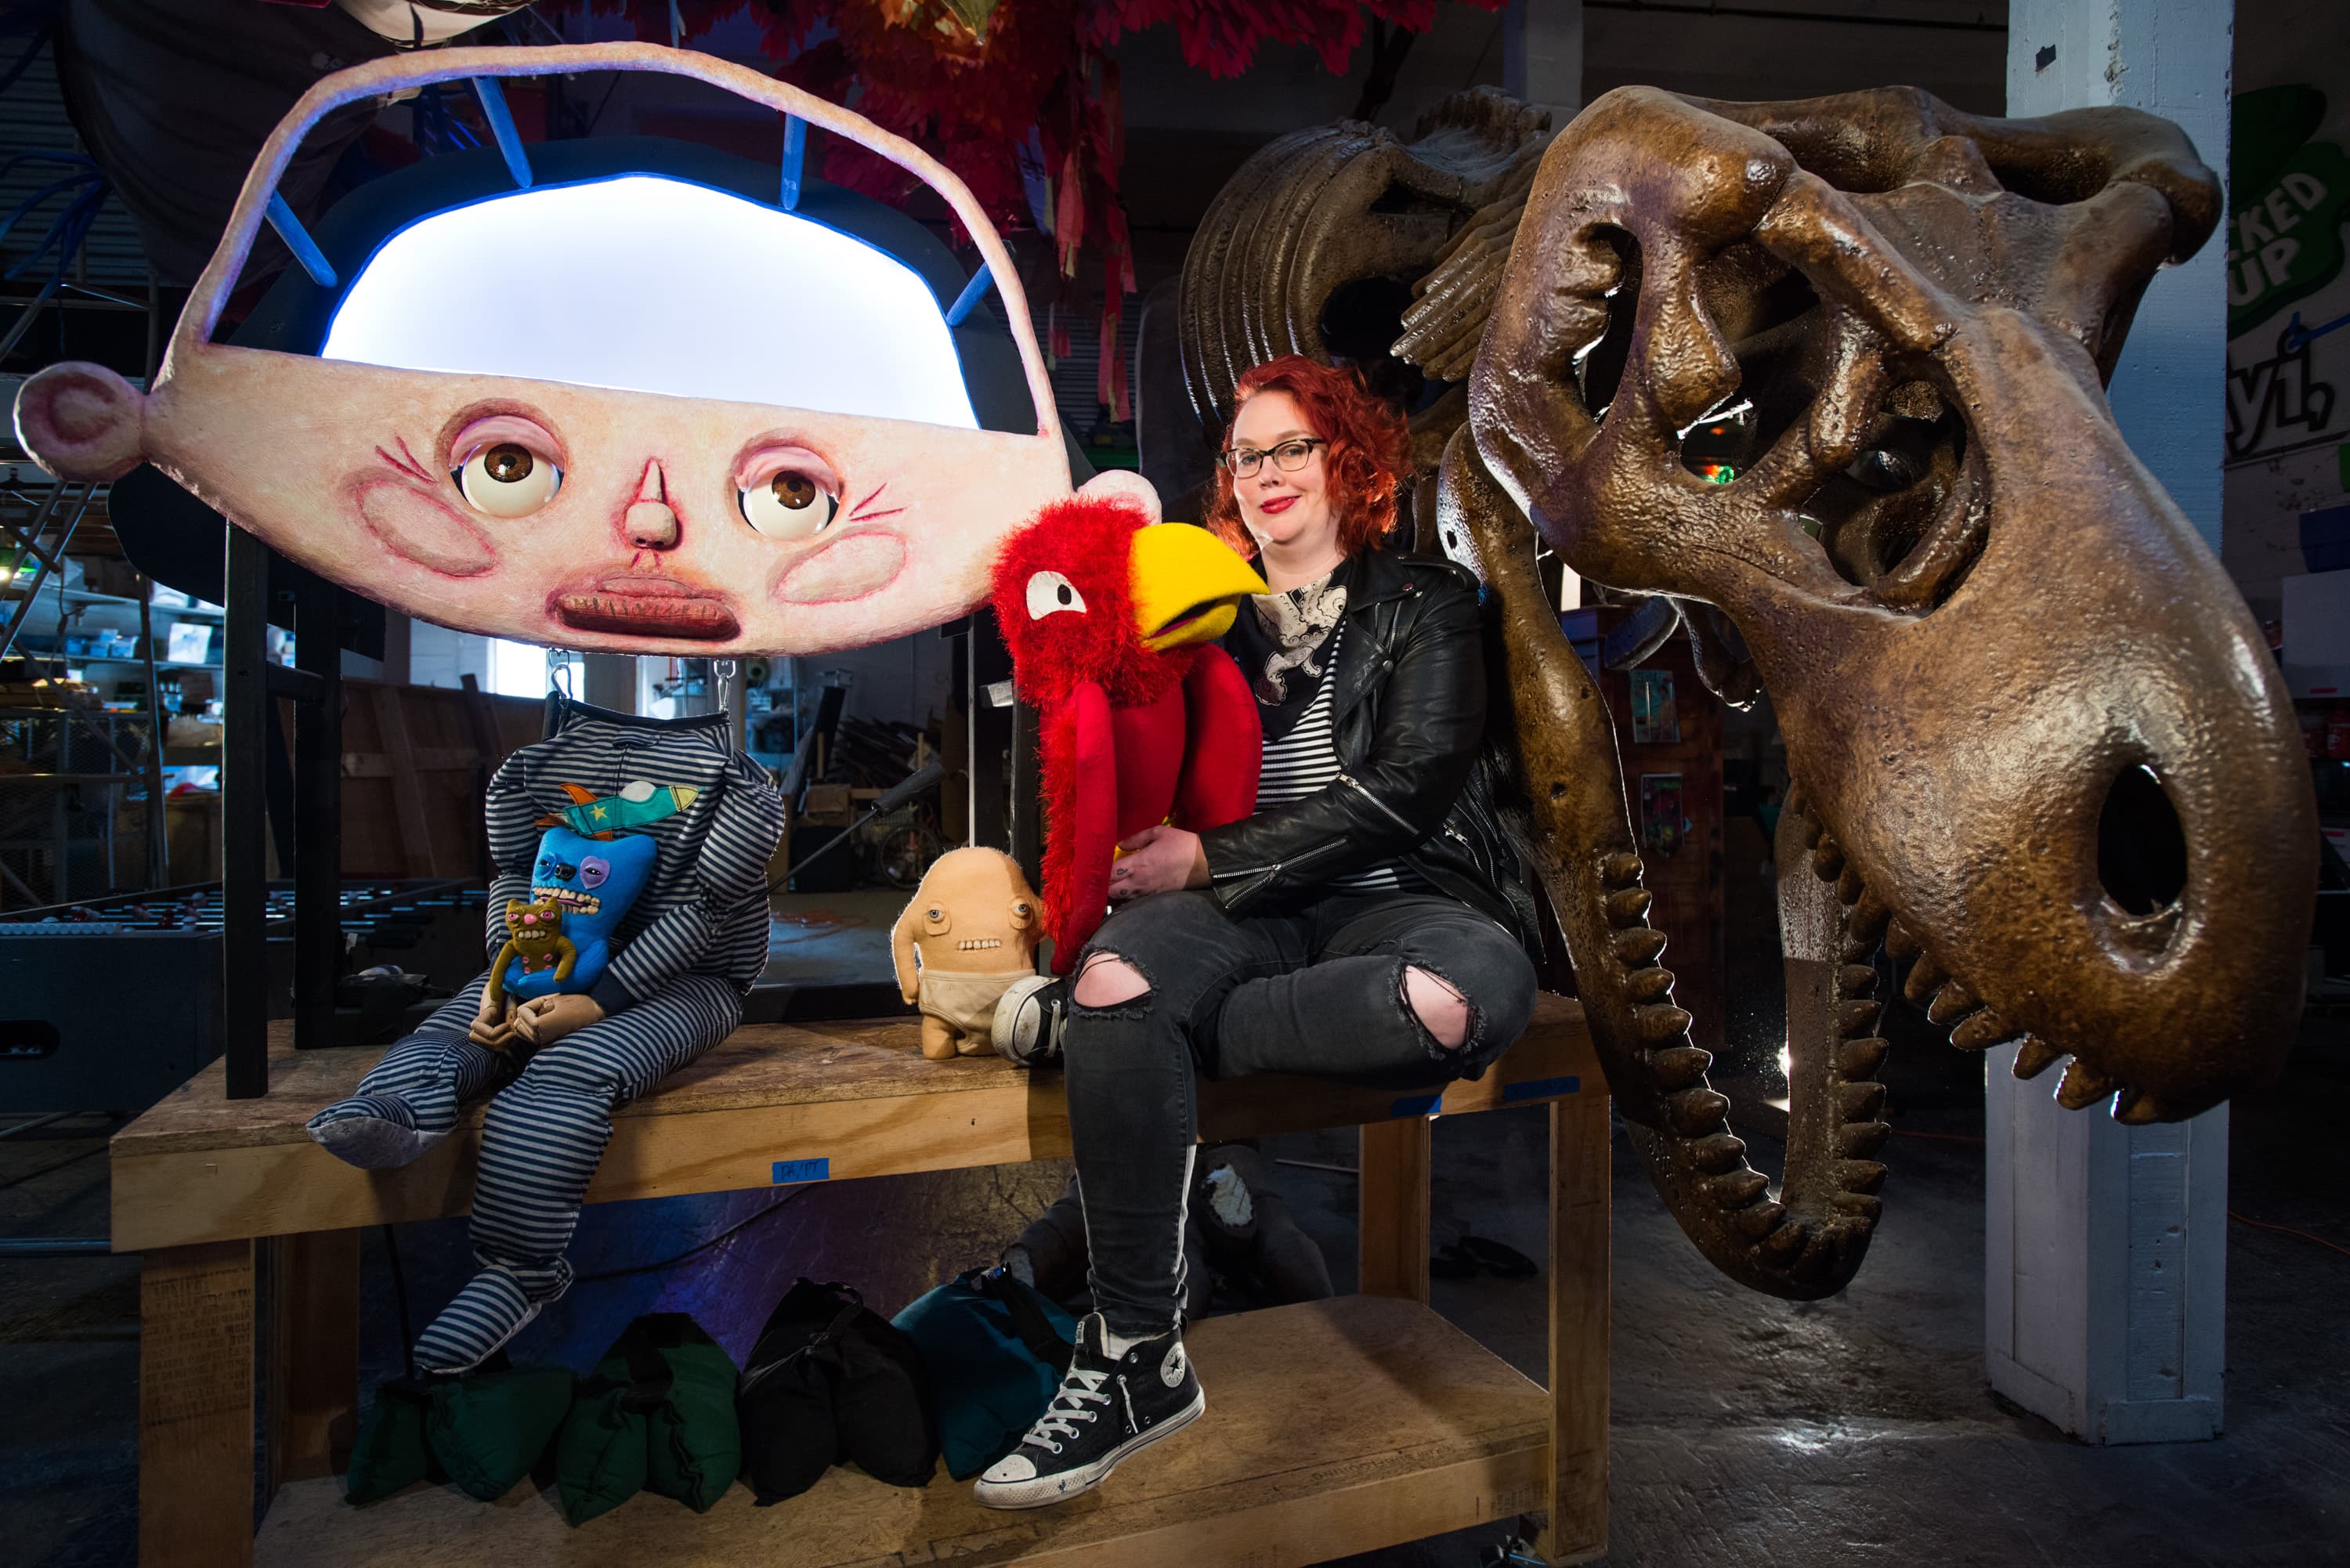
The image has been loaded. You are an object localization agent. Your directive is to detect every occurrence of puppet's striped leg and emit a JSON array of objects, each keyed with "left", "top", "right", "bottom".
[
  {"left": 306, "top": 976, "right": 509, "bottom": 1169},
  {"left": 410, "top": 974, "right": 739, "bottom": 1372}
]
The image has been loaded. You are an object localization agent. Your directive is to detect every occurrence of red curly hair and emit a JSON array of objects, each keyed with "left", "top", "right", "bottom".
[{"left": 1203, "top": 355, "right": 1411, "bottom": 558}]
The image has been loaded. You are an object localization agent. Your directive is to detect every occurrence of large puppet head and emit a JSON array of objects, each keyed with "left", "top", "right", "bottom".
[{"left": 12, "top": 44, "right": 1076, "bottom": 656}]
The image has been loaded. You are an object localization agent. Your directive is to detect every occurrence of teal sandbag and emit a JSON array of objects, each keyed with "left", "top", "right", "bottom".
[{"left": 891, "top": 1268, "right": 1075, "bottom": 1481}]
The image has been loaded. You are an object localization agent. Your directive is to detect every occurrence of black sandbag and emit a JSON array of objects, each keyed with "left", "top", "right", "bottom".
[{"left": 737, "top": 1279, "right": 936, "bottom": 1504}]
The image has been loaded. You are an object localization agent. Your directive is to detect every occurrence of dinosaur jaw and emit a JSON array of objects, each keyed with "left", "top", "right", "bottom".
[{"left": 1791, "top": 789, "right": 2212, "bottom": 1125}]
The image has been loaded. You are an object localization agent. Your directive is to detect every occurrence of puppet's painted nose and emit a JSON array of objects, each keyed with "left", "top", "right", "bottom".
[{"left": 624, "top": 460, "right": 678, "bottom": 550}]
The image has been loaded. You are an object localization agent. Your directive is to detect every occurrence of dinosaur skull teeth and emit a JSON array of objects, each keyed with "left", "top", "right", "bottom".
[{"left": 1823, "top": 806, "right": 2157, "bottom": 1122}]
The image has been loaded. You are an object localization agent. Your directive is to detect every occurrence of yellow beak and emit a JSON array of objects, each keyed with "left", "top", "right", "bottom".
[{"left": 1130, "top": 522, "right": 1270, "bottom": 652}]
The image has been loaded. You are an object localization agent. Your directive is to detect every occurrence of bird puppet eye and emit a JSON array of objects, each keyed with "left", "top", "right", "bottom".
[
  {"left": 1025, "top": 570, "right": 1086, "bottom": 620},
  {"left": 736, "top": 444, "right": 842, "bottom": 540}
]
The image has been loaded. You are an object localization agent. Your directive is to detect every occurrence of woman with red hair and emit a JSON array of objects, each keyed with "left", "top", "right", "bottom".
[{"left": 975, "top": 356, "right": 1537, "bottom": 1510}]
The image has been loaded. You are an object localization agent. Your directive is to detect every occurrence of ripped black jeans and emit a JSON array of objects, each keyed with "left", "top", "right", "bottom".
[{"left": 1065, "top": 887, "right": 1538, "bottom": 1339}]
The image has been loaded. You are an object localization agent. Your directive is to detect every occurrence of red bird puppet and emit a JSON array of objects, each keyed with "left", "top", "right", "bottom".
[{"left": 992, "top": 493, "right": 1268, "bottom": 972}]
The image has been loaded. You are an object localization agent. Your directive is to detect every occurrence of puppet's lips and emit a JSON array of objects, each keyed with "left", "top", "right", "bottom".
[{"left": 555, "top": 576, "right": 739, "bottom": 639}]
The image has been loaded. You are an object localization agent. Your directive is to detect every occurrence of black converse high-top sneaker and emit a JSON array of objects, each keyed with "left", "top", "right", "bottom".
[{"left": 972, "top": 1313, "right": 1204, "bottom": 1508}]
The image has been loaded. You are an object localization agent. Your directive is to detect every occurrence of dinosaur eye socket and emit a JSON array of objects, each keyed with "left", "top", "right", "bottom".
[
  {"left": 1025, "top": 570, "right": 1086, "bottom": 620},
  {"left": 578, "top": 855, "right": 610, "bottom": 890}
]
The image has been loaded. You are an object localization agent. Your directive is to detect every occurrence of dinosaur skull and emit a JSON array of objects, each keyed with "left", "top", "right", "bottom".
[{"left": 1471, "top": 87, "right": 2316, "bottom": 1121}]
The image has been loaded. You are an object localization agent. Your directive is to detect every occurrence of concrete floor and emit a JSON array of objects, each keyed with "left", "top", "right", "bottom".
[{"left": 5, "top": 975, "right": 2346, "bottom": 1566}]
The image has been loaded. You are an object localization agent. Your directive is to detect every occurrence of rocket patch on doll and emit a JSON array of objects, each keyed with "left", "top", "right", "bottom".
[
  {"left": 538, "top": 779, "right": 700, "bottom": 838},
  {"left": 989, "top": 496, "right": 1267, "bottom": 971},
  {"left": 491, "top": 824, "right": 659, "bottom": 1005}
]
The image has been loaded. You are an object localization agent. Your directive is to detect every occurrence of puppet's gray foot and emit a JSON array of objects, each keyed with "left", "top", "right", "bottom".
[
  {"left": 306, "top": 1094, "right": 443, "bottom": 1170},
  {"left": 413, "top": 1266, "right": 542, "bottom": 1374}
]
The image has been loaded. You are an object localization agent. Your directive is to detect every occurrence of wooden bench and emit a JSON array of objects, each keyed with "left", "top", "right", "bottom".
[{"left": 114, "top": 994, "right": 1609, "bottom": 1566}]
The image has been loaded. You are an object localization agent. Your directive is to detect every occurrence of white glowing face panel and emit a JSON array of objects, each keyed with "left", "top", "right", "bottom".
[{"left": 321, "top": 175, "right": 979, "bottom": 429}]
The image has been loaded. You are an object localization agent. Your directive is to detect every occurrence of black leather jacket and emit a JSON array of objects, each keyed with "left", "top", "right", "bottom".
[{"left": 1200, "top": 547, "right": 1537, "bottom": 949}]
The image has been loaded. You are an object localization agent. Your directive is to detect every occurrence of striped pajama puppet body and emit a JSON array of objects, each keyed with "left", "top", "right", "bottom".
[{"left": 308, "top": 695, "right": 783, "bottom": 1371}]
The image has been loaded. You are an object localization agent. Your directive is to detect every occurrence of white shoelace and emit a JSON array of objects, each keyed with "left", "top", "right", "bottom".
[{"left": 1027, "top": 1367, "right": 1112, "bottom": 1451}]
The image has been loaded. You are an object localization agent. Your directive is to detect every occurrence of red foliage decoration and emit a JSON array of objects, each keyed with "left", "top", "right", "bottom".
[{"left": 549, "top": 1, "right": 1496, "bottom": 422}]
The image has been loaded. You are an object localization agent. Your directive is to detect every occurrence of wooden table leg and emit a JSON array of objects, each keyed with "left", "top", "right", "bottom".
[
  {"left": 1358, "top": 1117, "right": 1432, "bottom": 1302},
  {"left": 267, "top": 1229, "right": 360, "bottom": 1488},
  {"left": 140, "top": 1240, "right": 257, "bottom": 1568},
  {"left": 1532, "top": 1093, "right": 1610, "bottom": 1564}
]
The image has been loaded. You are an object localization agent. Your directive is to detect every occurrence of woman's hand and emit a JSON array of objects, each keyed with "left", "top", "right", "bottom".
[
  {"left": 468, "top": 992, "right": 518, "bottom": 1050},
  {"left": 512, "top": 992, "right": 606, "bottom": 1050},
  {"left": 1109, "top": 824, "right": 1209, "bottom": 901}
]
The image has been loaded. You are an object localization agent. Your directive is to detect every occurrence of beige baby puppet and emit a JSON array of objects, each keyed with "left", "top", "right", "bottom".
[{"left": 892, "top": 847, "right": 1044, "bottom": 1061}]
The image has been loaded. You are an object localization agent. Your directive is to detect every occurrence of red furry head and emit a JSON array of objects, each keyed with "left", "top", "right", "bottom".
[{"left": 990, "top": 494, "right": 1197, "bottom": 710}]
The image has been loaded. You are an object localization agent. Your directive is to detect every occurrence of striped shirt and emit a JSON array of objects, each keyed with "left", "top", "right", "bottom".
[
  {"left": 485, "top": 700, "right": 784, "bottom": 1007},
  {"left": 1253, "top": 623, "right": 1425, "bottom": 895}
]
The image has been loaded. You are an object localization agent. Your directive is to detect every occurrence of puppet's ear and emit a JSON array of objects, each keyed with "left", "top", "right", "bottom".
[
  {"left": 1075, "top": 469, "right": 1162, "bottom": 524},
  {"left": 13, "top": 363, "right": 145, "bottom": 482}
]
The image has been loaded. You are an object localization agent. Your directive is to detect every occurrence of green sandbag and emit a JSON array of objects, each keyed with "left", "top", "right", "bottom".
[
  {"left": 556, "top": 1373, "right": 650, "bottom": 1526},
  {"left": 643, "top": 1323, "right": 741, "bottom": 1512},
  {"left": 344, "top": 1382, "right": 436, "bottom": 1506},
  {"left": 425, "top": 1363, "right": 577, "bottom": 1502},
  {"left": 558, "top": 1313, "right": 741, "bottom": 1526}
]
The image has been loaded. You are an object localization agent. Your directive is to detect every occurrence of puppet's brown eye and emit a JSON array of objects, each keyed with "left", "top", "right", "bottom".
[
  {"left": 455, "top": 440, "right": 561, "bottom": 517},
  {"left": 741, "top": 468, "right": 838, "bottom": 539}
]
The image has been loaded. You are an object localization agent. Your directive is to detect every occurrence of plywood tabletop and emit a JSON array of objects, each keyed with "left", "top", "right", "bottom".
[{"left": 115, "top": 995, "right": 1589, "bottom": 1160}]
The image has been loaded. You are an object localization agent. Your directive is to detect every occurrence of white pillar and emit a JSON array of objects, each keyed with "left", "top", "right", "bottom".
[
  {"left": 1987, "top": 0, "right": 2233, "bottom": 1445},
  {"left": 1503, "top": 0, "right": 1582, "bottom": 126}
]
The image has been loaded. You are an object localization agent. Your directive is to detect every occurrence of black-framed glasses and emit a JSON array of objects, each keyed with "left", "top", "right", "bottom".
[{"left": 1220, "top": 437, "right": 1326, "bottom": 478}]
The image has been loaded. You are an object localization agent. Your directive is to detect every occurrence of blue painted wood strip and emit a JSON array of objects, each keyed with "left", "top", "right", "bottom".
[
  {"left": 264, "top": 193, "right": 335, "bottom": 288},
  {"left": 772, "top": 1156, "right": 830, "bottom": 1183},
  {"left": 1389, "top": 1093, "right": 1442, "bottom": 1119},
  {"left": 1502, "top": 1074, "right": 1582, "bottom": 1103},
  {"left": 470, "top": 78, "right": 533, "bottom": 190},
  {"left": 946, "top": 262, "right": 994, "bottom": 327},
  {"left": 779, "top": 115, "right": 807, "bottom": 211}
]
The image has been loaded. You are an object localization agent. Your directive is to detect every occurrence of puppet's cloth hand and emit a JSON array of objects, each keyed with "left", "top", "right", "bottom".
[
  {"left": 512, "top": 992, "right": 606, "bottom": 1050},
  {"left": 468, "top": 995, "right": 519, "bottom": 1053},
  {"left": 1108, "top": 824, "right": 1209, "bottom": 901}
]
